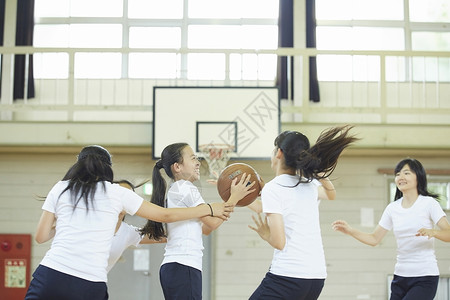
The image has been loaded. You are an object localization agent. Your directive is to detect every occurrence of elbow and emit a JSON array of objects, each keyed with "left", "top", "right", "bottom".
[
  {"left": 274, "top": 245, "right": 284, "bottom": 250},
  {"left": 327, "top": 192, "right": 337, "bottom": 201},
  {"left": 202, "top": 225, "right": 214, "bottom": 236},
  {"left": 272, "top": 240, "right": 286, "bottom": 250},
  {"left": 35, "top": 235, "right": 46, "bottom": 244},
  {"left": 367, "top": 240, "right": 380, "bottom": 247}
]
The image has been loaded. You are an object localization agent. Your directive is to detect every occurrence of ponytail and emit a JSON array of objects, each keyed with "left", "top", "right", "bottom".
[
  {"left": 307, "top": 125, "right": 359, "bottom": 179},
  {"left": 275, "top": 125, "right": 359, "bottom": 185},
  {"left": 139, "top": 143, "right": 188, "bottom": 240},
  {"left": 139, "top": 164, "right": 167, "bottom": 240}
]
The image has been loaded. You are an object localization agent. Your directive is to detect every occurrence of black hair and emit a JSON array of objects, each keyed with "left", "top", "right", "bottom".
[
  {"left": 393, "top": 158, "right": 439, "bottom": 201},
  {"left": 275, "top": 125, "right": 359, "bottom": 185},
  {"left": 139, "top": 143, "right": 188, "bottom": 240},
  {"left": 59, "top": 145, "right": 113, "bottom": 211}
]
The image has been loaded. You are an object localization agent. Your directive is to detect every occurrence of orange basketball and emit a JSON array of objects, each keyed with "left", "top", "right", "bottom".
[{"left": 217, "top": 163, "right": 261, "bottom": 207}]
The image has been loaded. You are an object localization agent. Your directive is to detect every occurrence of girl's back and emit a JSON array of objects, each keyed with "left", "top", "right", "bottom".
[
  {"left": 41, "top": 181, "right": 142, "bottom": 282},
  {"left": 263, "top": 174, "right": 326, "bottom": 278}
]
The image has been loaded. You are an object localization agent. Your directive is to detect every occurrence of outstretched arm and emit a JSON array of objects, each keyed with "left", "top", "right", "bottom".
[
  {"left": 202, "top": 174, "right": 256, "bottom": 235},
  {"left": 332, "top": 220, "right": 388, "bottom": 246},
  {"left": 135, "top": 201, "right": 233, "bottom": 223},
  {"left": 249, "top": 213, "right": 285, "bottom": 250},
  {"left": 416, "top": 216, "right": 450, "bottom": 242}
]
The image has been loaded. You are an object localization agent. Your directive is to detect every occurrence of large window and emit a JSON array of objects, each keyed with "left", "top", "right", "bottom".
[
  {"left": 315, "top": 0, "right": 450, "bottom": 82},
  {"left": 33, "top": 0, "right": 279, "bottom": 80}
]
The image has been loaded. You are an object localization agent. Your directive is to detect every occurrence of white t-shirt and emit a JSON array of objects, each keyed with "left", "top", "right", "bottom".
[
  {"left": 40, "top": 181, "right": 143, "bottom": 282},
  {"left": 262, "top": 174, "right": 327, "bottom": 279},
  {"left": 107, "top": 222, "right": 143, "bottom": 272},
  {"left": 379, "top": 195, "right": 446, "bottom": 277},
  {"left": 162, "top": 180, "right": 205, "bottom": 271}
]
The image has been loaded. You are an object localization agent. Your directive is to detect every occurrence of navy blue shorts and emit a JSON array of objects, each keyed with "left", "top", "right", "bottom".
[
  {"left": 160, "top": 262, "right": 202, "bottom": 300},
  {"left": 390, "top": 274, "right": 439, "bottom": 300},
  {"left": 249, "top": 272, "right": 325, "bottom": 300},
  {"left": 25, "top": 265, "right": 108, "bottom": 300}
]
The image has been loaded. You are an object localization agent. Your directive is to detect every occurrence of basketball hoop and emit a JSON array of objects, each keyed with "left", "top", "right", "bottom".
[{"left": 198, "top": 144, "right": 234, "bottom": 179}]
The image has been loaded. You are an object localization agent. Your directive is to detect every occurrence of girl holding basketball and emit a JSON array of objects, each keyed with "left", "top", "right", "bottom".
[
  {"left": 139, "top": 142, "right": 255, "bottom": 300},
  {"left": 248, "top": 125, "right": 358, "bottom": 300},
  {"left": 25, "top": 145, "right": 232, "bottom": 300},
  {"left": 333, "top": 158, "right": 450, "bottom": 300}
]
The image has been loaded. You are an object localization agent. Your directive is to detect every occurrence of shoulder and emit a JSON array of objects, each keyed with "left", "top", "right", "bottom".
[
  {"left": 50, "top": 180, "right": 69, "bottom": 191},
  {"left": 419, "top": 195, "right": 438, "bottom": 202},
  {"left": 384, "top": 199, "right": 401, "bottom": 211},
  {"left": 419, "top": 195, "right": 441, "bottom": 208},
  {"left": 170, "top": 180, "right": 198, "bottom": 195}
]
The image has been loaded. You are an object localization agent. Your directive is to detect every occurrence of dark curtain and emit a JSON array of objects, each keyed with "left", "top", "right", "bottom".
[
  {"left": 277, "top": 0, "right": 320, "bottom": 102},
  {"left": 276, "top": 0, "right": 294, "bottom": 100},
  {"left": 306, "top": 0, "right": 320, "bottom": 102},
  {"left": 0, "top": 0, "right": 5, "bottom": 95},
  {"left": 14, "top": 0, "right": 35, "bottom": 100}
]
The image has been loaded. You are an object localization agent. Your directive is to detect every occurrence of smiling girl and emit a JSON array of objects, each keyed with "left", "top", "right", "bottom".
[
  {"left": 333, "top": 158, "right": 450, "bottom": 300},
  {"left": 139, "top": 143, "right": 255, "bottom": 300}
]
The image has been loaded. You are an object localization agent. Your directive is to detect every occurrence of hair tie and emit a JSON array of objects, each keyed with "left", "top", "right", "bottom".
[{"left": 155, "top": 160, "right": 163, "bottom": 169}]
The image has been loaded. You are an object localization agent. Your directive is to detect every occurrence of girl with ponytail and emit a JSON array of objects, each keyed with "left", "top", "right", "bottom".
[
  {"left": 140, "top": 143, "right": 255, "bottom": 299},
  {"left": 248, "top": 125, "right": 358, "bottom": 300}
]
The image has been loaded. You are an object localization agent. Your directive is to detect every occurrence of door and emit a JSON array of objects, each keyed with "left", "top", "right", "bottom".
[{"left": 107, "top": 215, "right": 165, "bottom": 300}]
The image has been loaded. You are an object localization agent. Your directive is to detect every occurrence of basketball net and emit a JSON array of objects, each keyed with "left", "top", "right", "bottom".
[{"left": 199, "top": 144, "right": 233, "bottom": 179}]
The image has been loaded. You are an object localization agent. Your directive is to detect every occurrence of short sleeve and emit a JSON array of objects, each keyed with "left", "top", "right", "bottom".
[
  {"left": 378, "top": 203, "right": 393, "bottom": 231},
  {"left": 430, "top": 199, "right": 446, "bottom": 224},
  {"left": 120, "top": 188, "right": 144, "bottom": 215},
  {"left": 261, "top": 183, "right": 282, "bottom": 214},
  {"left": 312, "top": 179, "right": 321, "bottom": 187},
  {"left": 42, "top": 182, "right": 63, "bottom": 213}
]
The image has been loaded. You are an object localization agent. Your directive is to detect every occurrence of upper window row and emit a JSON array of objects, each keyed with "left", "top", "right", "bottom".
[
  {"left": 317, "top": 0, "right": 450, "bottom": 22},
  {"left": 35, "top": 0, "right": 449, "bottom": 22},
  {"left": 35, "top": 0, "right": 279, "bottom": 19}
]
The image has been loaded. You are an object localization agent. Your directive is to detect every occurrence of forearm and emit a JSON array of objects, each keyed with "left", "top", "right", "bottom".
[
  {"left": 430, "top": 229, "right": 450, "bottom": 242},
  {"left": 36, "top": 226, "right": 55, "bottom": 244},
  {"left": 348, "top": 228, "right": 379, "bottom": 246},
  {"left": 247, "top": 199, "right": 262, "bottom": 213},
  {"left": 161, "top": 206, "right": 210, "bottom": 222},
  {"left": 201, "top": 216, "right": 224, "bottom": 235},
  {"left": 266, "top": 234, "right": 285, "bottom": 250},
  {"left": 319, "top": 178, "right": 336, "bottom": 200},
  {"left": 137, "top": 202, "right": 210, "bottom": 223}
]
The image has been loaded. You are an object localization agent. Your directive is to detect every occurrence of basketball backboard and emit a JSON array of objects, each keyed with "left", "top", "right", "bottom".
[{"left": 152, "top": 87, "right": 280, "bottom": 160}]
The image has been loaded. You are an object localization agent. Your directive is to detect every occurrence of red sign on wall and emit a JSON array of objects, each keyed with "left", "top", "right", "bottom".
[{"left": 0, "top": 234, "right": 31, "bottom": 300}]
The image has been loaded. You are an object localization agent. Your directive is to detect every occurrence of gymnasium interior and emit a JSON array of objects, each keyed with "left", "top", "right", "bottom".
[{"left": 1, "top": 0, "right": 450, "bottom": 299}]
